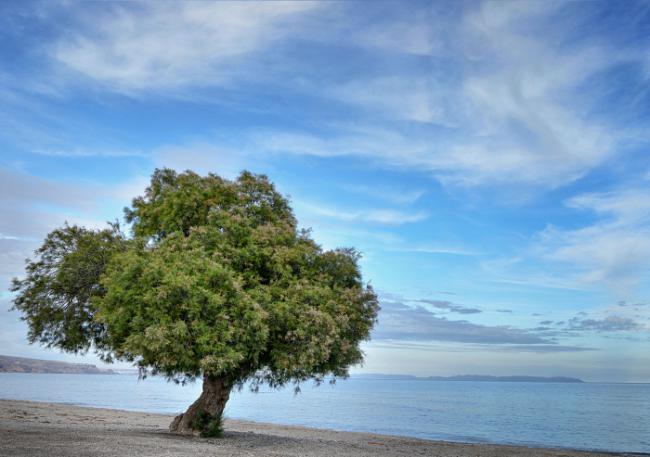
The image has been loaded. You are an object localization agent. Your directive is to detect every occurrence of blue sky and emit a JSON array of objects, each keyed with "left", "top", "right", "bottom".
[{"left": 1, "top": 1, "right": 650, "bottom": 382}]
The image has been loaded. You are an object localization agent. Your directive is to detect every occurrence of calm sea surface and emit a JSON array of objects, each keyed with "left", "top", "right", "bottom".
[{"left": 1, "top": 373, "right": 648, "bottom": 453}]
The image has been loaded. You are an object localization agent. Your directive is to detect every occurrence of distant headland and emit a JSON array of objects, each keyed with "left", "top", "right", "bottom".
[
  {"left": 355, "top": 374, "right": 584, "bottom": 383},
  {"left": 0, "top": 355, "right": 114, "bottom": 375}
]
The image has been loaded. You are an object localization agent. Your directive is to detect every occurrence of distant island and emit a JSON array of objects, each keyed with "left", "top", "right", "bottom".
[
  {"left": 0, "top": 355, "right": 114, "bottom": 374},
  {"left": 355, "top": 374, "right": 584, "bottom": 383}
]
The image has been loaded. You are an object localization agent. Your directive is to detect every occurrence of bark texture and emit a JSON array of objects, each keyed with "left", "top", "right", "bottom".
[{"left": 169, "top": 376, "right": 231, "bottom": 435}]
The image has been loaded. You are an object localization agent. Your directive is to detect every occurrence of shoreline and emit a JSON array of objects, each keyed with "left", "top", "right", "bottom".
[{"left": 0, "top": 399, "right": 643, "bottom": 457}]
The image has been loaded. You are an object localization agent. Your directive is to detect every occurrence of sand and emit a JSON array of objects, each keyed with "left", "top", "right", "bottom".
[{"left": 0, "top": 399, "right": 636, "bottom": 457}]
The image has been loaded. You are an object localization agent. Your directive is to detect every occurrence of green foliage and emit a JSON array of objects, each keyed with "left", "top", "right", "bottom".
[
  {"left": 11, "top": 223, "right": 125, "bottom": 358},
  {"left": 12, "top": 169, "right": 379, "bottom": 388},
  {"left": 192, "top": 410, "right": 224, "bottom": 438}
]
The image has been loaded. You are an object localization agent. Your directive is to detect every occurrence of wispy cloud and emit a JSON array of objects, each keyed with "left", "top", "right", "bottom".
[
  {"left": 348, "top": 3, "right": 440, "bottom": 56},
  {"left": 327, "top": 76, "right": 451, "bottom": 125},
  {"left": 390, "top": 244, "right": 482, "bottom": 256},
  {"left": 339, "top": 184, "right": 425, "bottom": 205},
  {"left": 0, "top": 72, "right": 146, "bottom": 158},
  {"left": 431, "top": 3, "right": 619, "bottom": 188},
  {"left": 296, "top": 201, "right": 428, "bottom": 226},
  {"left": 31, "top": 147, "right": 144, "bottom": 158},
  {"left": 52, "top": 2, "right": 322, "bottom": 93},
  {"left": 538, "top": 187, "right": 650, "bottom": 291},
  {"left": 566, "top": 190, "right": 650, "bottom": 226},
  {"left": 494, "top": 345, "right": 595, "bottom": 353}
]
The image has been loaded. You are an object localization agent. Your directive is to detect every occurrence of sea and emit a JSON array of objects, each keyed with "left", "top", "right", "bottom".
[{"left": 1, "top": 373, "right": 649, "bottom": 454}]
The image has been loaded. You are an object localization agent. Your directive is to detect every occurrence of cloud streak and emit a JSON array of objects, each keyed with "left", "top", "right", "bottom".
[
  {"left": 567, "top": 315, "right": 644, "bottom": 333},
  {"left": 373, "top": 299, "right": 589, "bottom": 351},
  {"left": 414, "top": 299, "right": 482, "bottom": 315},
  {"left": 296, "top": 201, "right": 428, "bottom": 226}
]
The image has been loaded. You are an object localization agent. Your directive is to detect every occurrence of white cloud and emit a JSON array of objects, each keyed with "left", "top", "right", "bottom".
[
  {"left": 296, "top": 201, "right": 428, "bottom": 226},
  {"left": 339, "top": 184, "right": 425, "bottom": 205},
  {"left": 328, "top": 76, "right": 451, "bottom": 125},
  {"left": 53, "top": 2, "right": 321, "bottom": 92},
  {"left": 537, "top": 188, "right": 650, "bottom": 291},
  {"left": 390, "top": 244, "right": 482, "bottom": 256},
  {"left": 31, "top": 147, "right": 144, "bottom": 158},
  {"left": 352, "top": 14, "right": 439, "bottom": 56},
  {"left": 548, "top": 228, "right": 650, "bottom": 288},
  {"left": 566, "top": 190, "right": 650, "bottom": 226},
  {"left": 249, "top": 127, "right": 432, "bottom": 167}
]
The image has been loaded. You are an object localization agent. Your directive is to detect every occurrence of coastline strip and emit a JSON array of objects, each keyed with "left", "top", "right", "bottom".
[{"left": 0, "top": 399, "right": 641, "bottom": 457}]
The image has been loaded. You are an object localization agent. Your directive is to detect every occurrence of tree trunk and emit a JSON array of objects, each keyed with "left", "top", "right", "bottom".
[{"left": 169, "top": 376, "right": 231, "bottom": 435}]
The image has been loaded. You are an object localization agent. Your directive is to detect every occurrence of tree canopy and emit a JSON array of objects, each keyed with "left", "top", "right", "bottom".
[{"left": 11, "top": 169, "right": 379, "bottom": 435}]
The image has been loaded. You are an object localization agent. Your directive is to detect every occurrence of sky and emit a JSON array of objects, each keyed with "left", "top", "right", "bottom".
[{"left": 1, "top": 1, "right": 650, "bottom": 383}]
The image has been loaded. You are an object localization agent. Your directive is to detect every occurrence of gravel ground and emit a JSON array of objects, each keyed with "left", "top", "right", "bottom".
[{"left": 0, "top": 399, "right": 637, "bottom": 457}]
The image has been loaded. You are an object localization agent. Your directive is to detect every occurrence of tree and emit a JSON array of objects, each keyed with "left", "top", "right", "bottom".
[{"left": 11, "top": 169, "right": 379, "bottom": 436}]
